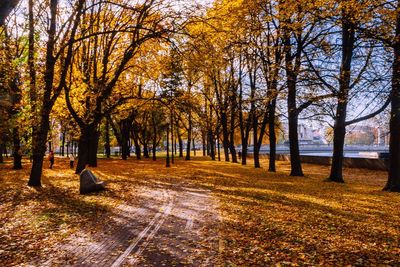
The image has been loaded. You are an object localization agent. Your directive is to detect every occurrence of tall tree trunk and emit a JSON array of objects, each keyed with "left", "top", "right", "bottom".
[
  {"left": 288, "top": 111, "right": 303, "bottom": 176},
  {"left": 132, "top": 129, "right": 141, "bottom": 160},
  {"left": 217, "top": 134, "right": 221, "bottom": 161},
  {"left": 192, "top": 138, "right": 197, "bottom": 156},
  {"left": 61, "top": 132, "right": 65, "bottom": 156},
  {"left": 0, "top": 143, "right": 3, "bottom": 163},
  {"left": 384, "top": 3, "right": 400, "bottom": 192},
  {"left": 229, "top": 111, "right": 237, "bottom": 163},
  {"left": 208, "top": 129, "right": 215, "bottom": 160},
  {"left": 87, "top": 129, "right": 99, "bottom": 167},
  {"left": 221, "top": 112, "right": 230, "bottom": 161},
  {"left": 120, "top": 120, "right": 131, "bottom": 160},
  {"left": 12, "top": 127, "right": 22, "bottom": 169},
  {"left": 170, "top": 111, "right": 174, "bottom": 164},
  {"left": 152, "top": 138, "right": 157, "bottom": 161},
  {"left": 253, "top": 110, "right": 260, "bottom": 168},
  {"left": 166, "top": 124, "right": 170, "bottom": 167},
  {"left": 143, "top": 142, "right": 149, "bottom": 158},
  {"left": 28, "top": 112, "right": 50, "bottom": 186},
  {"left": 328, "top": 18, "right": 355, "bottom": 183},
  {"left": 185, "top": 113, "right": 192, "bottom": 160},
  {"left": 178, "top": 132, "right": 183, "bottom": 158},
  {"left": 75, "top": 124, "right": 98, "bottom": 174},
  {"left": 268, "top": 98, "right": 277, "bottom": 172},
  {"left": 201, "top": 132, "right": 205, "bottom": 156},
  {"left": 105, "top": 120, "right": 111, "bottom": 158},
  {"left": 283, "top": 20, "right": 304, "bottom": 177}
]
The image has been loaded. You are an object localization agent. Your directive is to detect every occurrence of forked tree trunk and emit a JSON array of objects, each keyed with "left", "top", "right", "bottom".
[{"left": 328, "top": 17, "right": 355, "bottom": 183}]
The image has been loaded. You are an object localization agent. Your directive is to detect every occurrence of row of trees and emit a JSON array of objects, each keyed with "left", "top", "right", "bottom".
[{"left": 0, "top": 0, "right": 399, "bottom": 192}]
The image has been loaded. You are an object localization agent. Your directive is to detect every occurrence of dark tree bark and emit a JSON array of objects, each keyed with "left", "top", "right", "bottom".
[
  {"left": 29, "top": 0, "right": 85, "bottom": 186},
  {"left": 170, "top": 111, "right": 174, "bottom": 164},
  {"left": 192, "top": 138, "right": 197, "bottom": 156},
  {"left": 151, "top": 113, "right": 158, "bottom": 161},
  {"left": 76, "top": 124, "right": 98, "bottom": 174},
  {"left": 87, "top": 129, "right": 99, "bottom": 167},
  {"left": 268, "top": 98, "right": 277, "bottom": 172},
  {"left": 208, "top": 130, "right": 215, "bottom": 160},
  {"left": 0, "top": 143, "right": 3, "bottom": 163},
  {"left": 282, "top": 20, "right": 305, "bottom": 176},
  {"left": 177, "top": 131, "right": 183, "bottom": 158},
  {"left": 217, "top": 134, "right": 221, "bottom": 161},
  {"left": 166, "top": 124, "right": 170, "bottom": 167},
  {"left": 185, "top": 112, "right": 192, "bottom": 160},
  {"left": 228, "top": 109, "right": 238, "bottom": 163},
  {"left": 327, "top": 16, "right": 355, "bottom": 183},
  {"left": 132, "top": 128, "right": 141, "bottom": 160},
  {"left": 12, "top": 127, "right": 22, "bottom": 169},
  {"left": 10, "top": 79, "right": 22, "bottom": 169},
  {"left": 202, "top": 132, "right": 206, "bottom": 156},
  {"left": 240, "top": 56, "right": 257, "bottom": 166},
  {"left": 384, "top": 2, "right": 400, "bottom": 192},
  {"left": 143, "top": 142, "right": 149, "bottom": 158},
  {"left": 253, "top": 109, "right": 260, "bottom": 168},
  {"left": 221, "top": 112, "right": 230, "bottom": 161},
  {"left": 61, "top": 132, "right": 65, "bottom": 156},
  {"left": 105, "top": 120, "right": 111, "bottom": 158},
  {"left": 121, "top": 119, "right": 131, "bottom": 160}
]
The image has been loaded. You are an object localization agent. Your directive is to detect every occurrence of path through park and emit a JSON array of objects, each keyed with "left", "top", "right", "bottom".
[{"left": 43, "top": 180, "right": 220, "bottom": 266}]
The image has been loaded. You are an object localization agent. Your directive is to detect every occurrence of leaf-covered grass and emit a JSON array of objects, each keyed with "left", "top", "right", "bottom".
[{"left": 0, "top": 156, "right": 399, "bottom": 266}]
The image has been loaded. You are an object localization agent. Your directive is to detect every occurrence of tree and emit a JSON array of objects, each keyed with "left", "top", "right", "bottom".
[
  {"left": 65, "top": 0, "right": 172, "bottom": 174},
  {"left": 28, "top": 0, "right": 85, "bottom": 186}
]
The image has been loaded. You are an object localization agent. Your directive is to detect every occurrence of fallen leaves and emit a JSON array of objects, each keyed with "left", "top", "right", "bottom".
[{"left": 0, "top": 156, "right": 399, "bottom": 266}]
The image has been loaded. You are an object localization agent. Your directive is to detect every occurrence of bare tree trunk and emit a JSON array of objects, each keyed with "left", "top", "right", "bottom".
[
  {"left": 105, "top": 120, "right": 110, "bottom": 158},
  {"left": 221, "top": 112, "right": 230, "bottom": 161},
  {"left": 12, "top": 127, "right": 22, "bottom": 169},
  {"left": 328, "top": 17, "right": 355, "bottom": 183},
  {"left": 76, "top": 124, "right": 97, "bottom": 174},
  {"left": 185, "top": 113, "right": 192, "bottom": 160},
  {"left": 166, "top": 124, "right": 170, "bottom": 167},
  {"left": 192, "top": 138, "right": 197, "bottom": 156},
  {"left": 268, "top": 98, "right": 277, "bottom": 172},
  {"left": 208, "top": 130, "right": 215, "bottom": 160},
  {"left": 384, "top": 2, "right": 400, "bottom": 192},
  {"left": 0, "top": 143, "right": 3, "bottom": 163},
  {"left": 61, "top": 132, "right": 65, "bottom": 156}
]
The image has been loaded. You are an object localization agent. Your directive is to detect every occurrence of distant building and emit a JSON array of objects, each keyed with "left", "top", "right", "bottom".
[{"left": 280, "top": 122, "right": 327, "bottom": 145}]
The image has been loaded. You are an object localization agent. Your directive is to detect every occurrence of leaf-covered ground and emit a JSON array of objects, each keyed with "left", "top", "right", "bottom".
[{"left": 0, "top": 156, "right": 399, "bottom": 266}]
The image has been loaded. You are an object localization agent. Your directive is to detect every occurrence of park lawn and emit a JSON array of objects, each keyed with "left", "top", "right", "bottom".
[{"left": 0, "top": 156, "right": 399, "bottom": 266}]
